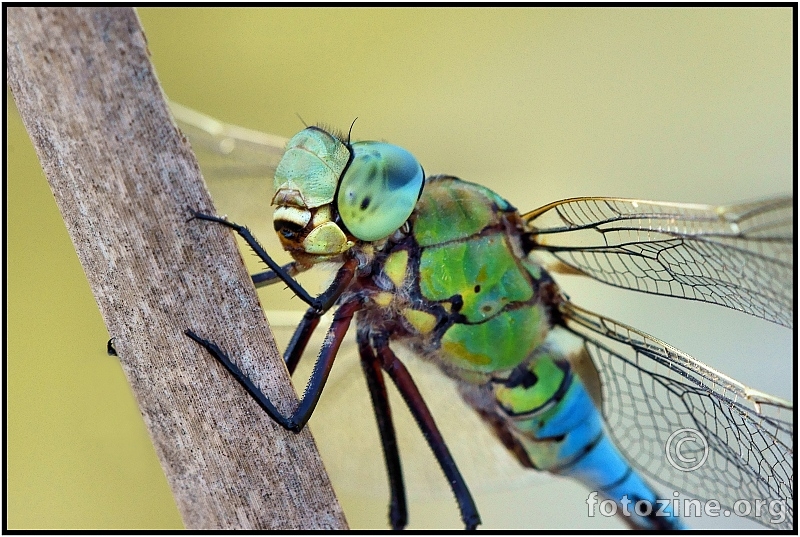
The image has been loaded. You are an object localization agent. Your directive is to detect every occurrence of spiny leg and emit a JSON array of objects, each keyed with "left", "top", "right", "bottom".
[
  {"left": 185, "top": 219, "right": 358, "bottom": 395},
  {"left": 186, "top": 299, "right": 362, "bottom": 433},
  {"left": 357, "top": 326, "right": 408, "bottom": 530},
  {"left": 189, "top": 209, "right": 358, "bottom": 372},
  {"left": 283, "top": 307, "right": 322, "bottom": 375},
  {"left": 251, "top": 261, "right": 302, "bottom": 288},
  {"left": 272, "top": 257, "right": 357, "bottom": 375},
  {"left": 372, "top": 333, "right": 481, "bottom": 530},
  {"left": 189, "top": 210, "right": 354, "bottom": 311}
]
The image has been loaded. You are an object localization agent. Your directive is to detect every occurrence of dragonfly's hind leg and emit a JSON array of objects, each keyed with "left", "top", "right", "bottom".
[
  {"left": 371, "top": 332, "right": 481, "bottom": 530},
  {"left": 357, "top": 326, "right": 408, "bottom": 530}
]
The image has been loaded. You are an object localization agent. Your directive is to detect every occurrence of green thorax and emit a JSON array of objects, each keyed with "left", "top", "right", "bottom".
[
  {"left": 412, "top": 176, "right": 515, "bottom": 246},
  {"left": 366, "top": 176, "right": 553, "bottom": 382}
]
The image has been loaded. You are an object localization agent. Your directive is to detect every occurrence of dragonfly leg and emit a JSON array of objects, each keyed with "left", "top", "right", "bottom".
[
  {"left": 372, "top": 333, "right": 481, "bottom": 530},
  {"left": 282, "top": 307, "right": 322, "bottom": 375},
  {"left": 357, "top": 327, "right": 408, "bottom": 530},
  {"left": 251, "top": 261, "right": 301, "bottom": 288},
  {"left": 107, "top": 337, "right": 118, "bottom": 356},
  {"left": 185, "top": 299, "right": 362, "bottom": 433},
  {"left": 278, "top": 258, "right": 360, "bottom": 374},
  {"left": 189, "top": 210, "right": 356, "bottom": 311}
]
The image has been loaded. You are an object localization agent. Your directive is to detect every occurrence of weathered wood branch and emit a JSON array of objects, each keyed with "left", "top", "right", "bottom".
[{"left": 6, "top": 7, "right": 347, "bottom": 530}]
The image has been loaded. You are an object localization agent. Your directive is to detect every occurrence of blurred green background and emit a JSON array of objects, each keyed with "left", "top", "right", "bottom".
[{"left": 8, "top": 7, "right": 792, "bottom": 530}]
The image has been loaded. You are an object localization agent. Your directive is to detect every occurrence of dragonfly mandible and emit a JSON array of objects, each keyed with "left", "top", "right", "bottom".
[{"left": 172, "top": 102, "right": 793, "bottom": 530}]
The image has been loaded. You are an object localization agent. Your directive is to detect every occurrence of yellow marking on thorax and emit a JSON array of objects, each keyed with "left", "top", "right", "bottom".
[
  {"left": 402, "top": 309, "right": 437, "bottom": 334},
  {"left": 441, "top": 339, "right": 491, "bottom": 367},
  {"left": 374, "top": 292, "right": 395, "bottom": 307},
  {"left": 383, "top": 250, "right": 409, "bottom": 287}
]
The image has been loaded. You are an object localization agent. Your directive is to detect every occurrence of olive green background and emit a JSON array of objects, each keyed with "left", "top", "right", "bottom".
[{"left": 8, "top": 7, "right": 792, "bottom": 529}]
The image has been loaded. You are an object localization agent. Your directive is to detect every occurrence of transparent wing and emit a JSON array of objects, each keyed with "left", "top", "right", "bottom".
[
  {"left": 559, "top": 301, "right": 793, "bottom": 529},
  {"left": 524, "top": 197, "right": 793, "bottom": 328},
  {"left": 169, "top": 100, "right": 290, "bottom": 249},
  {"left": 169, "top": 100, "right": 287, "bottom": 179}
]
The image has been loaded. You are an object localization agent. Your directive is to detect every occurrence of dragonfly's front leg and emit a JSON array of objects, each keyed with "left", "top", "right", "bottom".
[
  {"left": 188, "top": 210, "right": 350, "bottom": 312},
  {"left": 371, "top": 333, "right": 481, "bottom": 530},
  {"left": 186, "top": 299, "right": 362, "bottom": 433},
  {"left": 357, "top": 326, "right": 408, "bottom": 530},
  {"left": 251, "top": 261, "right": 302, "bottom": 289}
]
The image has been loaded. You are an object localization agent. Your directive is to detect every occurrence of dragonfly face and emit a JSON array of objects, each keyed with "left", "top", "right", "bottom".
[{"left": 271, "top": 127, "right": 424, "bottom": 265}]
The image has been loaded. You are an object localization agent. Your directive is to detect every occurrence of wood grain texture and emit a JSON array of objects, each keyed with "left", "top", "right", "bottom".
[{"left": 6, "top": 7, "right": 347, "bottom": 530}]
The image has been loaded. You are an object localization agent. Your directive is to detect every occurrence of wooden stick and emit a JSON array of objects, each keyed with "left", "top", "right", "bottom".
[{"left": 6, "top": 7, "right": 347, "bottom": 530}]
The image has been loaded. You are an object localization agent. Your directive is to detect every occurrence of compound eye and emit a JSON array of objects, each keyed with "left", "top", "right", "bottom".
[{"left": 337, "top": 141, "right": 424, "bottom": 242}]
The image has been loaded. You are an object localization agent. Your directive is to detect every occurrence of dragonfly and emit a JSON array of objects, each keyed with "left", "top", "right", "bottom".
[{"left": 173, "top": 102, "right": 794, "bottom": 530}]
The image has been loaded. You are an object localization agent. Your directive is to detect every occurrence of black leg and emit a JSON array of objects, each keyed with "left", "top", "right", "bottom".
[
  {"left": 276, "top": 257, "right": 361, "bottom": 374},
  {"left": 357, "top": 327, "right": 408, "bottom": 530},
  {"left": 251, "top": 261, "right": 302, "bottom": 288},
  {"left": 189, "top": 209, "right": 311, "bottom": 303},
  {"left": 189, "top": 210, "right": 355, "bottom": 312},
  {"left": 186, "top": 299, "right": 362, "bottom": 433},
  {"left": 373, "top": 333, "right": 481, "bottom": 530},
  {"left": 283, "top": 307, "right": 322, "bottom": 375}
]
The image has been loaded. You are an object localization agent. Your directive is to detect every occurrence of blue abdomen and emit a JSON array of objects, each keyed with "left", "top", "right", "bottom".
[{"left": 486, "top": 345, "right": 686, "bottom": 530}]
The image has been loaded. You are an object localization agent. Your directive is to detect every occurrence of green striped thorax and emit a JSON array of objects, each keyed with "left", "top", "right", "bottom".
[{"left": 272, "top": 127, "right": 425, "bottom": 262}]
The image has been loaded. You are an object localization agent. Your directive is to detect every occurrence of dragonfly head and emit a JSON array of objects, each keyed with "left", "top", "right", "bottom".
[{"left": 272, "top": 127, "right": 425, "bottom": 263}]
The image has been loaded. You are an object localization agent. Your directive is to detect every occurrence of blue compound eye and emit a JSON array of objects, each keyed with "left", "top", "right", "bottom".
[{"left": 336, "top": 141, "right": 425, "bottom": 242}]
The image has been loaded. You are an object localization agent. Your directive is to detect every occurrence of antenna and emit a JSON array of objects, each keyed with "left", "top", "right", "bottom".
[{"left": 347, "top": 117, "right": 358, "bottom": 144}]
